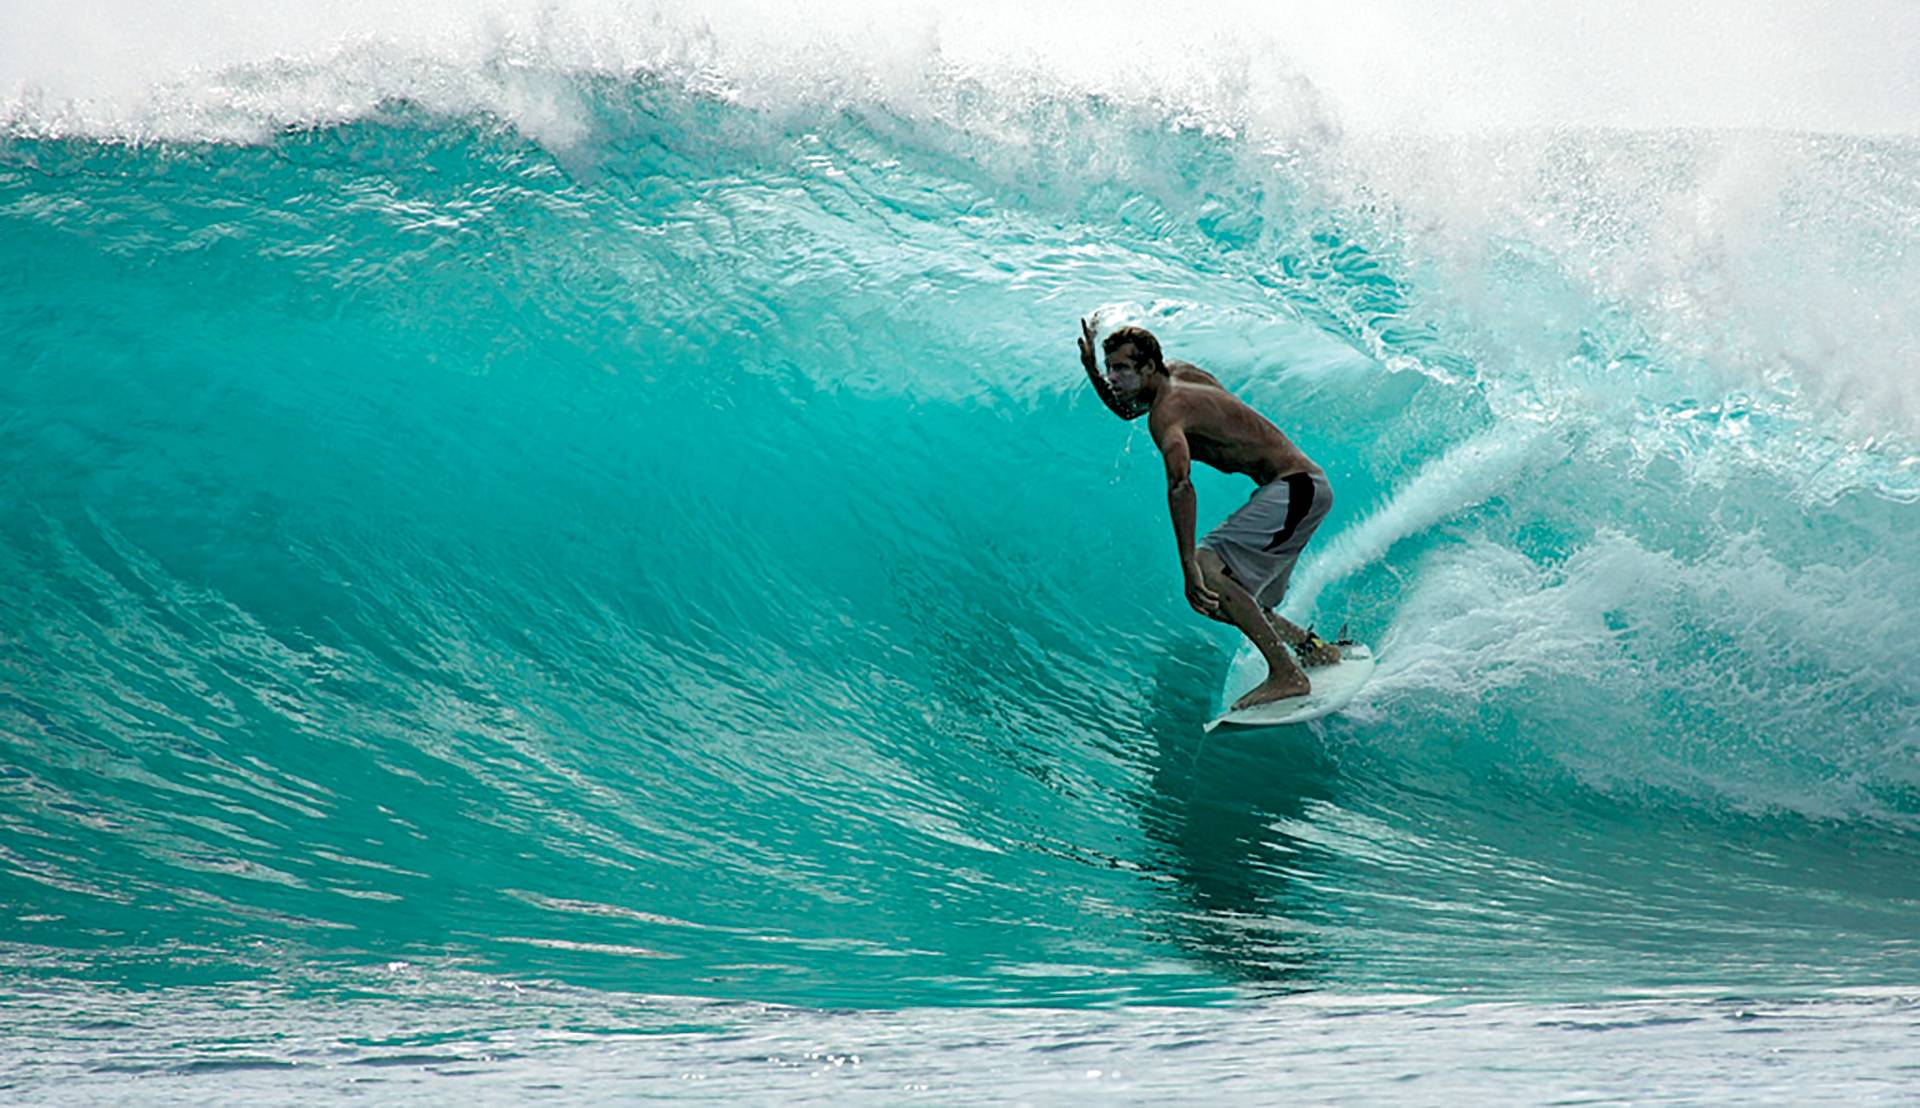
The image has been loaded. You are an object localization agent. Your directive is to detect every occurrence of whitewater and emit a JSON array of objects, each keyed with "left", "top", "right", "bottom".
[{"left": 3, "top": 0, "right": 1918, "bottom": 1100}]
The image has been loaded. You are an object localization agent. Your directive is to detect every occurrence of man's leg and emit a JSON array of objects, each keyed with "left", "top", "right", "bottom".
[
  {"left": 1261, "top": 607, "right": 1342, "bottom": 667},
  {"left": 1205, "top": 570, "right": 1341, "bottom": 667},
  {"left": 1195, "top": 548, "right": 1310, "bottom": 709}
]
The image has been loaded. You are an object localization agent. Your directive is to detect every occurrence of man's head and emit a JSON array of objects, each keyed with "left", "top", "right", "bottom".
[{"left": 1101, "top": 325, "right": 1165, "bottom": 416}]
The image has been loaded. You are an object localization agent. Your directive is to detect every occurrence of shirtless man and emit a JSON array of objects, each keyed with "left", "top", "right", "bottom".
[{"left": 1079, "top": 320, "right": 1340, "bottom": 709}]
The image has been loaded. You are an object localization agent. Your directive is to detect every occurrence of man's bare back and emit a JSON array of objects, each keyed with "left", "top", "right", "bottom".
[{"left": 1154, "top": 361, "right": 1320, "bottom": 487}]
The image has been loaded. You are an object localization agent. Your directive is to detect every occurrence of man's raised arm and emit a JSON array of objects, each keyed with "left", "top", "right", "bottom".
[{"left": 1078, "top": 318, "right": 1142, "bottom": 419}]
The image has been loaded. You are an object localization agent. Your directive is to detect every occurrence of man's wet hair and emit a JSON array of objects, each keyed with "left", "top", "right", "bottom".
[{"left": 1101, "top": 325, "right": 1163, "bottom": 369}]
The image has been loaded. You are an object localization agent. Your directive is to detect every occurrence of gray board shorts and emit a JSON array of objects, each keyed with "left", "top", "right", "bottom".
[{"left": 1198, "top": 470, "right": 1333, "bottom": 609}]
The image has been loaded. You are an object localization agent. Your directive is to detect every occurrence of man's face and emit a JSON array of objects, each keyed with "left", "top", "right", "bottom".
[{"left": 1104, "top": 343, "right": 1150, "bottom": 402}]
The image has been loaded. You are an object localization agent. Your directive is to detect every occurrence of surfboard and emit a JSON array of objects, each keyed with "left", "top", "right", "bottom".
[{"left": 1205, "top": 644, "right": 1377, "bottom": 732}]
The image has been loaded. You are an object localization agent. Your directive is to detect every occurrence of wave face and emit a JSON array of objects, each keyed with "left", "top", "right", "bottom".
[{"left": 3, "top": 4, "right": 1920, "bottom": 1007}]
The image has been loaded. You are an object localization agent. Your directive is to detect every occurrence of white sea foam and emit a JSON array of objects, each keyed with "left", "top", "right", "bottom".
[
  {"left": 1358, "top": 527, "right": 1920, "bottom": 820},
  {"left": 1283, "top": 423, "right": 1567, "bottom": 621},
  {"left": 4, "top": 0, "right": 1915, "bottom": 141}
]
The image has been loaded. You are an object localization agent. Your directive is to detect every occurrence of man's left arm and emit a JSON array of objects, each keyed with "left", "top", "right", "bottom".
[{"left": 1153, "top": 411, "right": 1220, "bottom": 616}]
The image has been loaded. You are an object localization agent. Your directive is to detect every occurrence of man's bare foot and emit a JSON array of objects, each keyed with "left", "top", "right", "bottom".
[{"left": 1232, "top": 675, "right": 1311, "bottom": 711}]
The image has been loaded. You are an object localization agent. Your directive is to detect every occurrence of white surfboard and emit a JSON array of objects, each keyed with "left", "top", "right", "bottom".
[{"left": 1205, "top": 644, "right": 1377, "bottom": 732}]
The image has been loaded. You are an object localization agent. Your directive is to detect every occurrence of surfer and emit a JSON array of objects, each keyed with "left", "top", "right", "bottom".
[{"left": 1079, "top": 320, "right": 1340, "bottom": 709}]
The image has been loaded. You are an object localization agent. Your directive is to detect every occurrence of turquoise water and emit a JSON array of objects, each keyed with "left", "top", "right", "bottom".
[{"left": 3, "top": 4, "right": 1920, "bottom": 1097}]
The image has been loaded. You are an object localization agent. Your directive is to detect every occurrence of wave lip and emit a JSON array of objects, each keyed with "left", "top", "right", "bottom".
[{"left": 7, "top": 0, "right": 1920, "bottom": 143}]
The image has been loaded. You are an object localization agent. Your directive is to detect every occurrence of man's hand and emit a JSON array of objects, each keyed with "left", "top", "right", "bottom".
[
  {"left": 1077, "top": 317, "right": 1098, "bottom": 372},
  {"left": 1183, "top": 563, "right": 1220, "bottom": 617}
]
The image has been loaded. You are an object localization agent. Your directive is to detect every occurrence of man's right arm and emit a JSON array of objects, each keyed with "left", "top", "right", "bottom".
[{"left": 1078, "top": 318, "right": 1141, "bottom": 419}]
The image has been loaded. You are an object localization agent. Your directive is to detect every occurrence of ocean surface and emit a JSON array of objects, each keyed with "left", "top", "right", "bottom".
[{"left": 4, "top": 1, "right": 1919, "bottom": 1100}]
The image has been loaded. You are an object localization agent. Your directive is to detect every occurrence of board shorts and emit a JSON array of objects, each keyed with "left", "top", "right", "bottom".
[{"left": 1198, "top": 470, "right": 1333, "bottom": 609}]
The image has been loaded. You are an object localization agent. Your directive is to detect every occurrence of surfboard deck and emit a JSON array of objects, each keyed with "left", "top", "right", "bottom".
[{"left": 1205, "top": 644, "right": 1376, "bottom": 732}]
